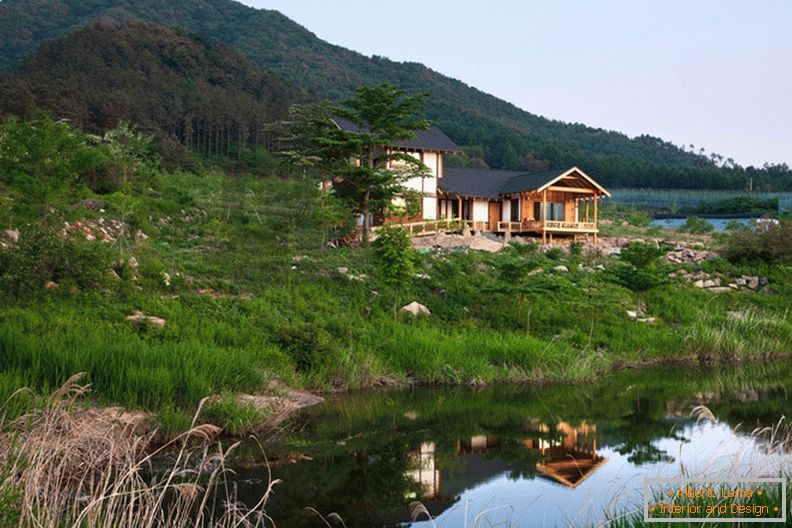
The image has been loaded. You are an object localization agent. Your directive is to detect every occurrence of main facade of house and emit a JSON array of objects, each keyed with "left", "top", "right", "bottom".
[{"left": 333, "top": 118, "right": 610, "bottom": 242}]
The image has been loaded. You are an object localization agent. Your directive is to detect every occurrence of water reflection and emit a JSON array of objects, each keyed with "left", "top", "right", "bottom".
[{"left": 232, "top": 362, "right": 792, "bottom": 527}]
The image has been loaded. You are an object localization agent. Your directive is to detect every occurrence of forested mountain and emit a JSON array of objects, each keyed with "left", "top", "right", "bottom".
[
  {"left": 0, "top": 20, "right": 304, "bottom": 166},
  {"left": 0, "top": 0, "right": 790, "bottom": 189}
]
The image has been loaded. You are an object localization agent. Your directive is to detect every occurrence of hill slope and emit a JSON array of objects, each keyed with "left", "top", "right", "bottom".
[
  {"left": 0, "top": 19, "right": 303, "bottom": 165},
  {"left": 0, "top": 0, "right": 790, "bottom": 189}
]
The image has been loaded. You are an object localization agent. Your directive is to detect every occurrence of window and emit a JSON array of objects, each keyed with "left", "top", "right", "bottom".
[
  {"left": 547, "top": 203, "right": 564, "bottom": 221},
  {"left": 510, "top": 198, "right": 520, "bottom": 221},
  {"left": 533, "top": 202, "right": 565, "bottom": 221}
]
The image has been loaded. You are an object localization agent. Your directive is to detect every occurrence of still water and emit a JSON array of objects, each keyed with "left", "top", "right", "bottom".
[
  {"left": 650, "top": 217, "right": 754, "bottom": 232},
  {"left": 232, "top": 363, "right": 792, "bottom": 527}
]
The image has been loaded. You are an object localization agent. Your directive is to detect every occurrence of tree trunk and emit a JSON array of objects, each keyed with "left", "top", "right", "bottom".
[{"left": 362, "top": 188, "right": 370, "bottom": 244}]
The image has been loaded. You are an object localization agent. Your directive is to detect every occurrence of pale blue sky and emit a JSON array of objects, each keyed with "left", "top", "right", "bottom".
[{"left": 240, "top": 0, "right": 791, "bottom": 167}]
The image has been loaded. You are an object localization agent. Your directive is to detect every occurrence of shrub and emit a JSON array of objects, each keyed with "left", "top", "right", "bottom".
[
  {"left": 545, "top": 247, "right": 564, "bottom": 260},
  {"left": 678, "top": 216, "right": 713, "bottom": 234},
  {"left": 608, "top": 242, "right": 668, "bottom": 298},
  {"left": 0, "top": 217, "right": 113, "bottom": 296},
  {"left": 373, "top": 225, "right": 415, "bottom": 316},
  {"left": 725, "top": 222, "right": 792, "bottom": 264}
]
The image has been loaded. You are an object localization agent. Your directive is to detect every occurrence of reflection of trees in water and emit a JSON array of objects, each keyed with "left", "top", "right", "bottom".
[{"left": 599, "top": 395, "right": 684, "bottom": 465}]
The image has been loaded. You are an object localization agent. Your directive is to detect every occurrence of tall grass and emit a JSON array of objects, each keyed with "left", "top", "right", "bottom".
[{"left": 0, "top": 375, "right": 276, "bottom": 528}]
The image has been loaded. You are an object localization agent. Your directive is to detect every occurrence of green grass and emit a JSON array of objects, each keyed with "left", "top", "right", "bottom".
[{"left": 3, "top": 139, "right": 792, "bottom": 432}]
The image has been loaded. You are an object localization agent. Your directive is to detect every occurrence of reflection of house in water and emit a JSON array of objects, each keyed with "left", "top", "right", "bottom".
[
  {"left": 458, "top": 435, "right": 501, "bottom": 454},
  {"left": 399, "top": 425, "right": 606, "bottom": 523},
  {"left": 405, "top": 442, "right": 442, "bottom": 499},
  {"left": 522, "top": 421, "right": 606, "bottom": 488}
]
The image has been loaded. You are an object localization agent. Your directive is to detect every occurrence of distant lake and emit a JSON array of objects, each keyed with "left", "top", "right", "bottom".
[
  {"left": 651, "top": 217, "right": 755, "bottom": 232},
  {"left": 229, "top": 362, "right": 792, "bottom": 527}
]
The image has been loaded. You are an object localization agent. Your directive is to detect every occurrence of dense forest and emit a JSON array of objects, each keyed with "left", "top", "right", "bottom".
[
  {"left": 1, "top": 0, "right": 791, "bottom": 189},
  {"left": 0, "top": 21, "right": 304, "bottom": 167}
]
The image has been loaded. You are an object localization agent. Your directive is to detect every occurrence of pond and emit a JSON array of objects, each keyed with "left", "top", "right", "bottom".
[
  {"left": 231, "top": 362, "right": 792, "bottom": 527},
  {"left": 650, "top": 217, "right": 754, "bottom": 232}
]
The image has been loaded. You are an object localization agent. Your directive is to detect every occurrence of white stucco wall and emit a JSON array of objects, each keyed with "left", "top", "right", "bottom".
[
  {"left": 501, "top": 200, "right": 511, "bottom": 222},
  {"left": 422, "top": 196, "right": 437, "bottom": 220},
  {"left": 473, "top": 199, "right": 489, "bottom": 223},
  {"left": 397, "top": 151, "right": 439, "bottom": 219}
]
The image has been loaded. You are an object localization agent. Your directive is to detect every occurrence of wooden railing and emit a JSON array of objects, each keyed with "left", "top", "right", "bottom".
[
  {"left": 372, "top": 218, "right": 466, "bottom": 237},
  {"left": 545, "top": 220, "right": 597, "bottom": 231},
  {"left": 373, "top": 218, "right": 598, "bottom": 237}
]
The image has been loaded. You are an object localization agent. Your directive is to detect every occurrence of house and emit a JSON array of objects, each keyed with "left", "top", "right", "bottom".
[
  {"left": 521, "top": 421, "right": 606, "bottom": 488},
  {"left": 332, "top": 118, "right": 610, "bottom": 242},
  {"left": 440, "top": 165, "right": 611, "bottom": 243}
]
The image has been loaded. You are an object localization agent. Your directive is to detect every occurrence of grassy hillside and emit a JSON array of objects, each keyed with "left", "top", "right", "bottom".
[
  {"left": 2, "top": 116, "right": 792, "bottom": 434},
  {"left": 2, "top": 0, "right": 791, "bottom": 189}
]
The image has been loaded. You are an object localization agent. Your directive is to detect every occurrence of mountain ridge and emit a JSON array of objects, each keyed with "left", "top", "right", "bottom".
[{"left": 1, "top": 0, "right": 790, "bottom": 189}]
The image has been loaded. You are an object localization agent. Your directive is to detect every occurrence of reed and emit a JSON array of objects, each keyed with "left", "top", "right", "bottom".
[{"left": 0, "top": 374, "right": 276, "bottom": 528}]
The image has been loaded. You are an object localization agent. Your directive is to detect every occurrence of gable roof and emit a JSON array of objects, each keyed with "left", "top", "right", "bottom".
[
  {"left": 331, "top": 116, "right": 461, "bottom": 153},
  {"left": 442, "top": 166, "right": 610, "bottom": 198},
  {"left": 441, "top": 168, "right": 527, "bottom": 199}
]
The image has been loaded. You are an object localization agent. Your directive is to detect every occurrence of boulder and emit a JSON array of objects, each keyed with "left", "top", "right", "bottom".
[
  {"left": 468, "top": 235, "right": 503, "bottom": 253},
  {"left": 126, "top": 311, "right": 167, "bottom": 329},
  {"left": 400, "top": 301, "right": 431, "bottom": 317},
  {"left": 2, "top": 228, "right": 19, "bottom": 244}
]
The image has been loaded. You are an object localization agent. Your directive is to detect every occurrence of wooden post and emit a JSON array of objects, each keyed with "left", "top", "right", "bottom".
[
  {"left": 542, "top": 189, "right": 547, "bottom": 244},
  {"left": 593, "top": 193, "right": 598, "bottom": 245}
]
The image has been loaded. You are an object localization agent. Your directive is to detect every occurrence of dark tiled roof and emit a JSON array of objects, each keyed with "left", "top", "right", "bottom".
[
  {"left": 441, "top": 167, "right": 596, "bottom": 198},
  {"left": 332, "top": 116, "right": 460, "bottom": 152},
  {"left": 499, "top": 169, "right": 569, "bottom": 194},
  {"left": 441, "top": 168, "right": 527, "bottom": 198}
]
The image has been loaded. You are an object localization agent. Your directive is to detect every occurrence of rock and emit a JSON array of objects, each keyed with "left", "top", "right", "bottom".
[
  {"left": 400, "top": 301, "right": 431, "bottom": 317},
  {"left": 126, "top": 311, "right": 167, "bottom": 329},
  {"left": 79, "top": 199, "right": 103, "bottom": 211},
  {"left": 693, "top": 280, "right": 706, "bottom": 288},
  {"left": 292, "top": 255, "right": 306, "bottom": 263},
  {"left": 461, "top": 224, "right": 472, "bottom": 238},
  {"left": 702, "top": 279, "right": 716, "bottom": 288},
  {"left": 528, "top": 268, "right": 544, "bottom": 276},
  {"left": 468, "top": 235, "right": 503, "bottom": 253},
  {"left": 127, "top": 256, "right": 139, "bottom": 270},
  {"left": 707, "top": 287, "right": 732, "bottom": 293},
  {"left": 746, "top": 276, "right": 760, "bottom": 290},
  {"left": 336, "top": 267, "right": 349, "bottom": 274},
  {"left": 552, "top": 265, "right": 569, "bottom": 273},
  {"left": 626, "top": 310, "right": 640, "bottom": 320},
  {"left": 134, "top": 229, "right": 149, "bottom": 242},
  {"left": 45, "top": 281, "right": 59, "bottom": 289},
  {"left": 2, "top": 228, "right": 19, "bottom": 244}
]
